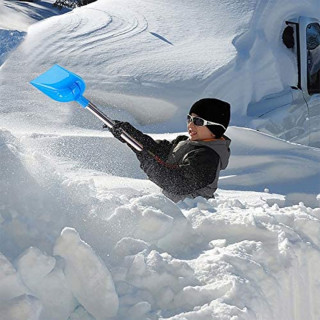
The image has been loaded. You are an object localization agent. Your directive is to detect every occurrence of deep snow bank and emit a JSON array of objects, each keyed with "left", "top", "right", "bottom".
[
  {"left": 221, "top": 127, "right": 320, "bottom": 204},
  {"left": 2, "top": 0, "right": 319, "bottom": 131},
  {"left": 0, "top": 0, "right": 260, "bottom": 131},
  {"left": 1, "top": 129, "right": 320, "bottom": 320}
]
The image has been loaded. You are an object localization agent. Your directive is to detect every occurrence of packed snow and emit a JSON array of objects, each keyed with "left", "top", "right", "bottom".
[{"left": 0, "top": 0, "right": 320, "bottom": 319}]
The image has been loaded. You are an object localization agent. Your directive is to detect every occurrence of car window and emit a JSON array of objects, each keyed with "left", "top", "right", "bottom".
[{"left": 307, "top": 23, "right": 320, "bottom": 94}]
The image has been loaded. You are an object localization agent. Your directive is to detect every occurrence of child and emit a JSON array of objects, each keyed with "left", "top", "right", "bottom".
[{"left": 108, "top": 98, "right": 231, "bottom": 202}]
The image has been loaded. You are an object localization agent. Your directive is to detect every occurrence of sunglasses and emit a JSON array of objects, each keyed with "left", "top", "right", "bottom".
[{"left": 187, "top": 114, "right": 227, "bottom": 130}]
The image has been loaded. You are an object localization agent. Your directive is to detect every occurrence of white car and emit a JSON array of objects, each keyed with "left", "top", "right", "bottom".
[{"left": 248, "top": 16, "right": 320, "bottom": 147}]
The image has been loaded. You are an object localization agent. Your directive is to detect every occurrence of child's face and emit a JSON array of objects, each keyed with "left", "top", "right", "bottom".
[{"left": 188, "top": 113, "right": 216, "bottom": 141}]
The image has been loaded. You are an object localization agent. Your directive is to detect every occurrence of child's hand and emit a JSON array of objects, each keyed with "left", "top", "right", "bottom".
[{"left": 104, "top": 121, "right": 136, "bottom": 144}]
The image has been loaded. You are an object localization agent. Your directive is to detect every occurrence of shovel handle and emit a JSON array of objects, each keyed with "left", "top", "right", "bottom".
[{"left": 85, "top": 102, "right": 143, "bottom": 152}]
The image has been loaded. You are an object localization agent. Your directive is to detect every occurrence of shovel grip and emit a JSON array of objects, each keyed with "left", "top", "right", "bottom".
[{"left": 86, "top": 102, "right": 143, "bottom": 152}]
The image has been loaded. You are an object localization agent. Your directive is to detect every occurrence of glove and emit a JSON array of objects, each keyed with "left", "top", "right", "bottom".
[{"left": 104, "top": 121, "right": 136, "bottom": 143}]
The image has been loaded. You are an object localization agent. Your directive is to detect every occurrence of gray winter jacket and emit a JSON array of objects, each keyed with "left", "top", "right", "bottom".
[{"left": 162, "top": 137, "right": 231, "bottom": 202}]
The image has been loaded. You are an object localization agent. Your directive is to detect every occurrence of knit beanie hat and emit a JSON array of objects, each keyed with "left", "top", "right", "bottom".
[{"left": 189, "top": 98, "right": 231, "bottom": 138}]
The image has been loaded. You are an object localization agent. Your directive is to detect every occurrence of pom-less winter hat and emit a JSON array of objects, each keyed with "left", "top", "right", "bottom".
[{"left": 189, "top": 98, "right": 231, "bottom": 138}]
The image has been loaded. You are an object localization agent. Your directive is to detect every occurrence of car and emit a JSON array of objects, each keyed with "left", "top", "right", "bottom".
[{"left": 247, "top": 16, "right": 320, "bottom": 147}]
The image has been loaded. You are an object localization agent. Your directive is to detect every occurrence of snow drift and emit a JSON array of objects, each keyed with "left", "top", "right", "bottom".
[{"left": 1, "top": 127, "right": 320, "bottom": 320}]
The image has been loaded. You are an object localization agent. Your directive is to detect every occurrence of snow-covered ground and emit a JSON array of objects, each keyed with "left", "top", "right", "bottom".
[{"left": 1, "top": 0, "right": 320, "bottom": 319}]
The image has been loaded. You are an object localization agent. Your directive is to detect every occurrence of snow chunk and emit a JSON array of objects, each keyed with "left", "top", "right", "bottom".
[
  {"left": 17, "top": 247, "right": 55, "bottom": 282},
  {"left": 112, "top": 237, "right": 149, "bottom": 261},
  {"left": 118, "top": 249, "right": 197, "bottom": 311},
  {"left": 0, "top": 294, "right": 42, "bottom": 320},
  {"left": 69, "top": 306, "right": 95, "bottom": 320},
  {"left": 0, "top": 252, "right": 27, "bottom": 302},
  {"left": 53, "top": 227, "right": 119, "bottom": 319},
  {"left": 127, "top": 301, "right": 151, "bottom": 319},
  {"left": 16, "top": 247, "right": 77, "bottom": 320},
  {"left": 109, "top": 194, "right": 198, "bottom": 255}
]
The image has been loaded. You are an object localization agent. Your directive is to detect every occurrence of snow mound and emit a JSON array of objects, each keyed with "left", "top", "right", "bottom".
[
  {"left": 0, "top": 131, "right": 320, "bottom": 319},
  {"left": 222, "top": 127, "right": 320, "bottom": 203},
  {"left": 0, "top": 129, "right": 94, "bottom": 258},
  {"left": 2, "top": 196, "right": 320, "bottom": 319}
]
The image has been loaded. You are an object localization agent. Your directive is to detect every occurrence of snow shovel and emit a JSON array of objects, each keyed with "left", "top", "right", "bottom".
[{"left": 30, "top": 64, "right": 143, "bottom": 152}]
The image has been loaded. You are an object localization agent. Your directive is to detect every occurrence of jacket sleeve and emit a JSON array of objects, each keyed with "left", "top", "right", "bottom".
[
  {"left": 137, "top": 147, "right": 220, "bottom": 195},
  {"left": 113, "top": 122, "right": 173, "bottom": 159}
]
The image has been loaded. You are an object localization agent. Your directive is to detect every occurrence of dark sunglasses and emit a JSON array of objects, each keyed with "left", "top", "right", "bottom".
[{"left": 187, "top": 115, "right": 227, "bottom": 130}]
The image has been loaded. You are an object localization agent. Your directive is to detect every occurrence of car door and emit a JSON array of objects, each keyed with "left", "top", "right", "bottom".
[{"left": 299, "top": 17, "right": 320, "bottom": 147}]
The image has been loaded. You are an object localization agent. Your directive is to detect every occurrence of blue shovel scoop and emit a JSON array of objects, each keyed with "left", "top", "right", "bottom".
[{"left": 30, "top": 64, "right": 143, "bottom": 152}]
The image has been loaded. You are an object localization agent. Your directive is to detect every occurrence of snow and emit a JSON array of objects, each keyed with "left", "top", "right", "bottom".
[
  {"left": 0, "top": 0, "right": 320, "bottom": 319},
  {"left": 17, "top": 247, "right": 77, "bottom": 320},
  {"left": 0, "top": 295, "right": 42, "bottom": 320},
  {"left": 53, "top": 227, "right": 119, "bottom": 319}
]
